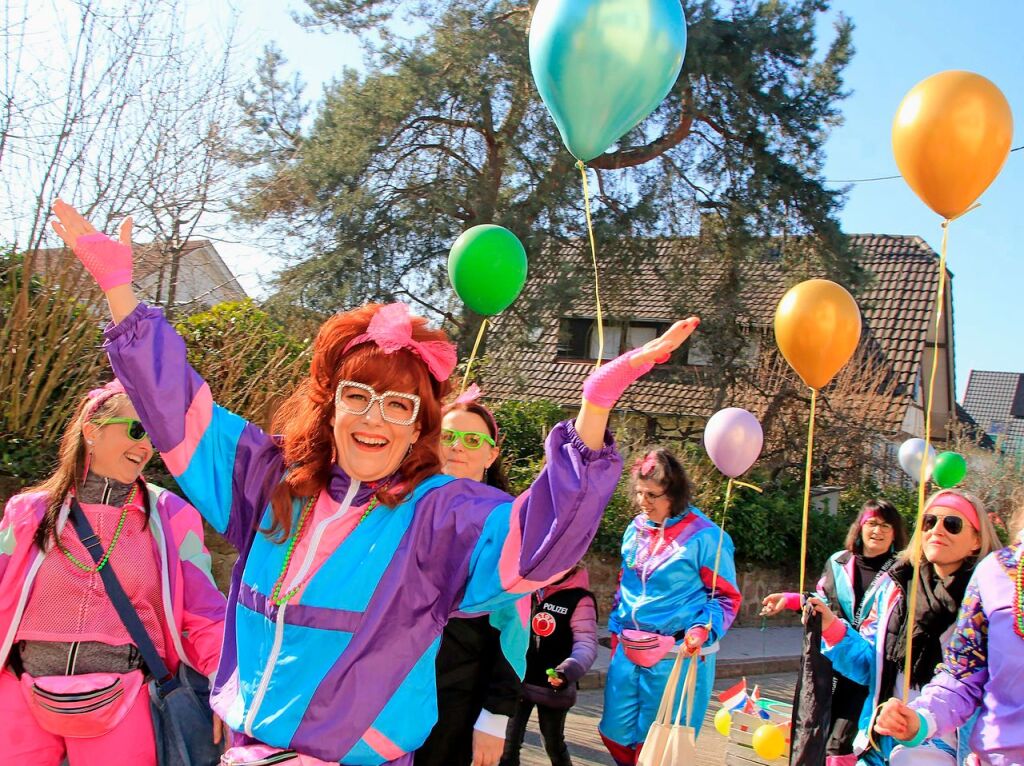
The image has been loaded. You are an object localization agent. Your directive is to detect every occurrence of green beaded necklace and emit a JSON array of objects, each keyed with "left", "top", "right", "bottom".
[
  {"left": 1013, "top": 546, "right": 1024, "bottom": 641},
  {"left": 59, "top": 484, "right": 139, "bottom": 573},
  {"left": 270, "top": 494, "right": 318, "bottom": 606},
  {"left": 270, "top": 483, "right": 390, "bottom": 606}
]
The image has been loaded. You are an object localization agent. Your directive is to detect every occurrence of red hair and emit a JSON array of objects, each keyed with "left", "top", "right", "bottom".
[{"left": 269, "top": 303, "right": 451, "bottom": 538}]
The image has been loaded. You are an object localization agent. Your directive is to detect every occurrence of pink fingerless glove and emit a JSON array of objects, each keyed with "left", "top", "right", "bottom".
[
  {"left": 74, "top": 232, "right": 133, "bottom": 291},
  {"left": 582, "top": 348, "right": 663, "bottom": 408},
  {"left": 683, "top": 626, "right": 709, "bottom": 654},
  {"left": 782, "top": 592, "right": 803, "bottom": 611}
]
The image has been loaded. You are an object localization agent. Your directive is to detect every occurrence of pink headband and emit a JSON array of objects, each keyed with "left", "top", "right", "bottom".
[
  {"left": 82, "top": 379, "right": 127, "bottom": 420},
  {"left": 447, "top": 383, "right": 499, "bottom": 438},
  {"left": 926, "top": 491, "right": 980, "bottom": 531},
  {"left": 859, "top": 508, "right": 882, "bottom": 523},
  {"left": 342, "top": 303, "right": 457, "bottom": 383}
]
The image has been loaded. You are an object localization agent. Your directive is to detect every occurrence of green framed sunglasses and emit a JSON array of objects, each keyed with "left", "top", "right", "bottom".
[
  {"left": 440, "top": 428, "right": 496, "bottom": 450},
  {"left": 95, "top": 417, "right": 149, "bottom": 441}
]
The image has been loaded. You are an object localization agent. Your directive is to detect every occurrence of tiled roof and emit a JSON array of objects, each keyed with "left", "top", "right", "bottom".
[
  {"left": 483, "top": 234, "right": 946, "bottom": 435},
  {"left": 962, "top": 370, "right": 1024, "bottom": 451}
]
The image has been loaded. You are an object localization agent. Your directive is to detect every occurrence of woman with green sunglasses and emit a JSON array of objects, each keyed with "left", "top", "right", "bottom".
[
  {"left": 418, "top": 386, "right": 517, "bottom": 766},
  {"left": 0, "top": 379, "right": 227, "bottom": 765}
]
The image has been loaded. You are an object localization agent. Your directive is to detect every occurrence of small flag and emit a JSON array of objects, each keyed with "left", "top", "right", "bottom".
[{"left": 718, "top": 677, "right": 748, "bottom": 711}]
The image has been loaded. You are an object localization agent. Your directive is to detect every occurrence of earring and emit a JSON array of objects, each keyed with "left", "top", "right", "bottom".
[{"left": 86, "top": 440, "right": 94, "bottom": 445}]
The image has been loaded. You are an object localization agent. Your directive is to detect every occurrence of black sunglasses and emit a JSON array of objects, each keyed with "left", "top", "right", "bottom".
[{"left": 922, "top": 513, "right": 964, "bottom": 535}]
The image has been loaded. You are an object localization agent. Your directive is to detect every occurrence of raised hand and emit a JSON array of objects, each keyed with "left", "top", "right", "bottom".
[
  {"left": 582, "top": 316, "right": 700, "bottom": 409},
  {"left": 51, "top": 199, "right": 134, "bottom": 292}
]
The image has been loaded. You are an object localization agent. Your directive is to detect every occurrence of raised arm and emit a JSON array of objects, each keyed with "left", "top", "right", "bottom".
[{"left": 51, "top": 201, "right": 283, "bottom": 546}]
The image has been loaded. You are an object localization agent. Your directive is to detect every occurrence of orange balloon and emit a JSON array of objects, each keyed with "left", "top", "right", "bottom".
[
  {"left": 893, "top": 71, "right": 1013, "bottom": 219},
  {"left": 774, "top": 279, "right": 861, "bottom": 390}
]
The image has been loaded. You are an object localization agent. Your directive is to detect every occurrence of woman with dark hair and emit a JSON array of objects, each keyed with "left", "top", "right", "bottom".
[
  {"left": 417, "top": 386, "right": 524, "bottom": 766},
  {"left": 761, "top": 499, "right": 909, "bottom": 758},
  {"left": 52, "top": 200, "right": 700, "bottom": 765},
  {"left": 0, "top": 380, "right": 226, "bottom": 764},
  {"left": 598, "top": 448, "right": 741, "bottom": 766}
]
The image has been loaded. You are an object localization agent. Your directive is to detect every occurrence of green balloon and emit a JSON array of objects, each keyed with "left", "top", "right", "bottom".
[
  {"left": 448, "top": 225, "right": 528, "bottom": 315},
  {"left": 932, "top": 451, "right": 967, "bottom": 488}
]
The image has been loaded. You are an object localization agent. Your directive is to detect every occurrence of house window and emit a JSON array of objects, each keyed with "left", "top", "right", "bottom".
[
  {"left": 556, "top": 318, "right": 592, "bottom": 358},
  {"left": 588, "top": 323, "right": 623, "bottom": 361}
]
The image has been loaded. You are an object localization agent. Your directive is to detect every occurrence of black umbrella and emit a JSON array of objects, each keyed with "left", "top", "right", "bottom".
[{"left": 789, "top": 602, "right": 833, "bottom": 766}]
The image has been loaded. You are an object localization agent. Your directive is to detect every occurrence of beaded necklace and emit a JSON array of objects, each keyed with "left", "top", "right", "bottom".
[
  {"left": 270, "top": 494, "right": 318, "bottom": 606},
  {"left": 59, "top": 483, "right": 139, "bottom": 573},
  {"left": 270, "top": 481, "right": 391, "bottom": 606},
  {"left": 1013, "top": 544, "right": 1024, "bottom": 641}
]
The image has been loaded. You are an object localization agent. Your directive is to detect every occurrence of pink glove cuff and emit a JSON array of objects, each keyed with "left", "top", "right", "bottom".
[
  {"left": 782, "top": 592, "right": 803, "bottom": 611},
  {"left": 821, "top": 617, "right": 847, "bottom": 646},
  {"left": 582, "top": 349, "right": 655, "bottom": 408},
  {"left": 74, "top": 232, "right": 133, "bottom": 291}
]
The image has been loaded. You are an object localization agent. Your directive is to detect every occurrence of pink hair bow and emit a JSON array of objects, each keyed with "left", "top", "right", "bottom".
[
  {"left": 343, "top": 303, "right": 457, "bottom": 382},
  {"left": 83, "top": 378, "right": 126, "bottom": 419},
  {"left": 454, "top": 383, "right": 483, "bottom": 405}
]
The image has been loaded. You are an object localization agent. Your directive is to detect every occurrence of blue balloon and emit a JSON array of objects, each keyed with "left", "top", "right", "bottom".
[{"left": 529, "top": 0, "right": 687, "bottom": 162}]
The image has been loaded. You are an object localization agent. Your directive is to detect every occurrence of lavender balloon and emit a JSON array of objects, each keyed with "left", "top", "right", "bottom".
[{"left": 703, "top": 408, "right": 764, "bottom": 478}]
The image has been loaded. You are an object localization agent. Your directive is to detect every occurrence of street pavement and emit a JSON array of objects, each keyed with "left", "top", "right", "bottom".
[{"left": 515, "top": 671, "right": 798, "bottom": 766}]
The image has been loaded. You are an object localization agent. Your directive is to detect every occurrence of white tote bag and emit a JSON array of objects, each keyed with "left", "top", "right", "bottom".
[{"left": 637, "top": 650, "right": 699, "bottom": 766}]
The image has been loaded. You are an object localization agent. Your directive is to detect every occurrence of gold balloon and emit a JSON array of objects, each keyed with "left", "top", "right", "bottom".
[
  {"left": 893, "top": 70, "right": 1013, "bottom": 219},
  {"left": 774, "top": 279, "right": 861, "bottom": 390}
]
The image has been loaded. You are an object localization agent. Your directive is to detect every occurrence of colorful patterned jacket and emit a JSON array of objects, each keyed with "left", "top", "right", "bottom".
[
  {"left": 909, "top": 541, "right": 1024, "bottom": 766},
  {"left": 607, "top": 508, "right": 741, "bottom": 651},
  {"left": 104, "top": 304, "right": 622, "bottom": 765},
  {"left": 0, "top": 484, "right": 226, "bottom": 677}
]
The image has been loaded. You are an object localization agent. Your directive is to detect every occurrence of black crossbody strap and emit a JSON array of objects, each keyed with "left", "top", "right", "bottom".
[{"left": 68, "top": 496, "right": 180, "bottom": 696}]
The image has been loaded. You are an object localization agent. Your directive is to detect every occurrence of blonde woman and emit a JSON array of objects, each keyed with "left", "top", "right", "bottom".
[{"left": 810, "top": 490, "right": 999, "bottom": 765}]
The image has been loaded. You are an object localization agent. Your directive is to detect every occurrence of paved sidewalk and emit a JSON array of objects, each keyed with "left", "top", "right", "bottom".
[
  {"left": 518, "top": 671, "right": 798, "bottom": 766},
  {"left": 580, "top": 625, "right": 804, "bottom": 689}
]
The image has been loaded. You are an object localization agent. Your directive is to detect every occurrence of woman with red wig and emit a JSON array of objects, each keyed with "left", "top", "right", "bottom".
[{"left": 51, "top": 200, "right": 699, "bottom": 766}]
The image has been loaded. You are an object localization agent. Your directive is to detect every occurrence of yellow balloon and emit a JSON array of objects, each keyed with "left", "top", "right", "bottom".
[
  {"left": 893, "top": 70, "right": 1013, "bottom": 219},
  {"left": 714, "top": 707, "right": 732, "bottom": 737},
  {"left": 752, "top": 723, "right": 786, "bottom": 761},
  {"left": 774, "top": 279, "right": 861, "bottom": 390}
]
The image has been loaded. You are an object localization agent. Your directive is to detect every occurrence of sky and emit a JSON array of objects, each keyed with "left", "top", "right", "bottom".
[{"left": 26, "top": 0, "right": 1022, "bottom": 401}]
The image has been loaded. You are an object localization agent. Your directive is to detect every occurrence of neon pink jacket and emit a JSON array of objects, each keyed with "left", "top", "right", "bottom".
[{"left": 0, "top": 483, "right": 226, "bottom": 676}]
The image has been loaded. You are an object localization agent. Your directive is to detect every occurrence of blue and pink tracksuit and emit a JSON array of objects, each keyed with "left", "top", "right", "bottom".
[
  {"left": 599, "top": 509, "right": 741, "bottom": 764},
  {"left": 103, "top": 303, "right": 622, "bottom": 765}
]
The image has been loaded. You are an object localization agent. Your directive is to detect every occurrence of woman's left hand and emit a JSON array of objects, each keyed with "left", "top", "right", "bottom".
[
  {"left": 874, "top": 697, "right": 920, "bottom": 739},
  {"left": 630, "top": 317, "right": 700, "bottom": 367},
  {"left": 682, "top": 625, "right": 709, "bottom": 656},
  {"left": 472, "top": 730, "right": 504, "bottom": 766},
  {"left": 213, "top": 714, "right": 224, "bottom": 744}
]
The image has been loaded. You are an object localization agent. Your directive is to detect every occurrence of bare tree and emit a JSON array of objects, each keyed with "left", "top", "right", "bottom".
[{"left": 0, "top": 0, "right": 243, "bottom": 314}]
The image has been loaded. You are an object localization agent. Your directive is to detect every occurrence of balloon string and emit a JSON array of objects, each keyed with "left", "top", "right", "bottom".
[
  {"left": 706, "top": 477, "right": 761, "bottom": 632},
  {"left": 901, "top": 203, "right": 977, "bottom": 699},
  {"left": 798, "top": 387, "right": 818, "bottom": 596},
  {"left": 459, "top": 318, "right": 488, "bottom": 396},
  {"left": 577, "top": 160, "right": 604, "bottom": 369}
]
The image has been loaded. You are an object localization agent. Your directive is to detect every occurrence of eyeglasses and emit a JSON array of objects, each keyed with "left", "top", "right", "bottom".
[
  {"left": 441, "top": 428, "right": 495, "bottom": 450},
  {"left": 863, "top": 519, "right": 894, "bottom": 531},
  {"left": 335, "top": 380, "right": 421, "bottom": 426},
  {"left": 922, "top": 513, "right": 965, "bottom": 536},
  {"left": 634, "top": 489, "right": 667, "bottom": 503},
  {"left": 95, "top": 417, "right": 148, "bottom": 441}
]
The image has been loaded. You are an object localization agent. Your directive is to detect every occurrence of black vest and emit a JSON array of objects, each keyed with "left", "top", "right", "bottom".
[{"left": 524, "top": 587, "right": 592, "bottom": 687}]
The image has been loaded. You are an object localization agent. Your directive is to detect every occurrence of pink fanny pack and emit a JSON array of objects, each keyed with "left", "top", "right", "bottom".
[
  {"left": 19, "top": 670, "right": 144, "bottom": 738},
  {"left": 619, "top": 629, "right": 677, "bottom": 667},
  {"left": 220, "top": 745, "right": 335, "bottom": 765}
]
